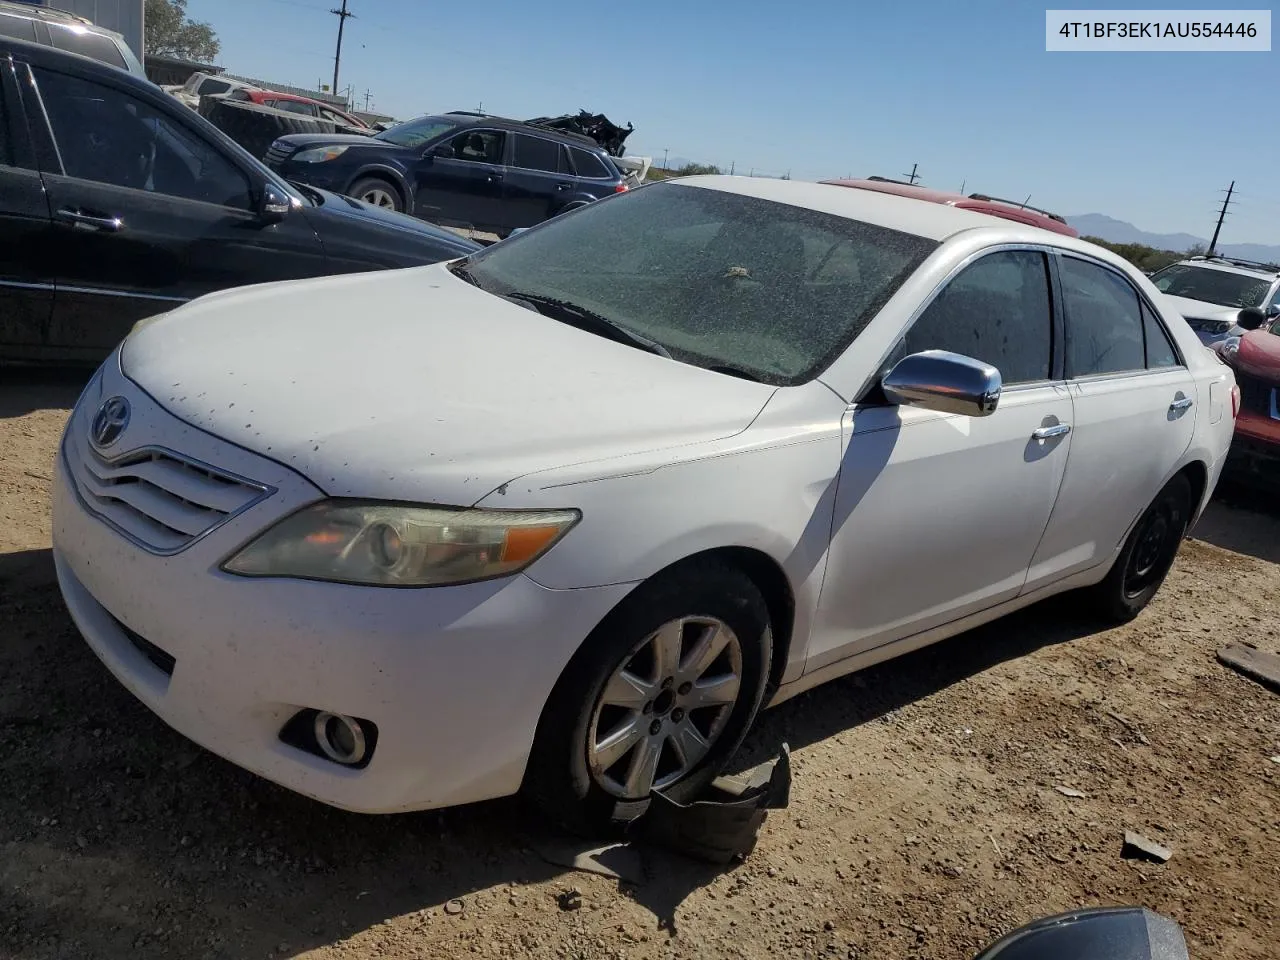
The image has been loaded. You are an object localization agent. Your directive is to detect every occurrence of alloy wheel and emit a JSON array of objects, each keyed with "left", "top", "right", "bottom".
[
  {"left": 361, "top": 188, "right": 397, "bottom": 209},
  {"left": 587, "top": 616, "right": 743, "bottom": 800}
]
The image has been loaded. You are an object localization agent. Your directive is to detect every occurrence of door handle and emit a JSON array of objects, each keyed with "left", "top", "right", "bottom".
[
  {"left": 56, "top": 208, "right": 123, "bottom": 232},
  {"left": 486, "top": 173, "right": 504, "bottom": 182},
  {"left": 1032, "top": 423, "right": 1072, "bottom": 440},
  {"left": 1169, "top": 396, "right": 1194, "bottom": 412},
  {"left": 555, "top": 182, "right": 573, "bottom": 190}
]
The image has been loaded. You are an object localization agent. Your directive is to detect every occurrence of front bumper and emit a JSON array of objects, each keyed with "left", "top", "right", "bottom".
[
  {"left": 52, "top": 360, "right": 633, "bottom": 813},
  {"left": 1226, "top": 410, "right": 1280, "bottom": 487}
]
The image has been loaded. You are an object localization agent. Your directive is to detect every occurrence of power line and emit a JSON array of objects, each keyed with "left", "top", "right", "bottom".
[{"left": 330, "top": 0, "right": 355, "bottom": 96}]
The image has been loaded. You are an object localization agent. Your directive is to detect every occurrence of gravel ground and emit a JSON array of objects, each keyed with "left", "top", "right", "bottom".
[{"left": 1, "top": 370, "right": 1277, "bottom": 960}]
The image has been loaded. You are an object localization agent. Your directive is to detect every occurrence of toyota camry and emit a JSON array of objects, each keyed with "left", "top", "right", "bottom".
[{"left": 53, "top": 176, "right": 1237, "bottom": 830}]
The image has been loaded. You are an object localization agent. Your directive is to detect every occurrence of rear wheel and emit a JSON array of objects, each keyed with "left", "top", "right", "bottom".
[
  {"left": 1090, "top": 473, "right": 1192, "bottom": 624},
  {"left": 524, "top": 561, "right": 772, "bottom": 835},
  {"left": 348, "top": 177, "right": 402, "bottom": 212}
]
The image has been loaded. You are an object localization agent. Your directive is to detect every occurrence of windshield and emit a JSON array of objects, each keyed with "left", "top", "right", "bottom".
[
  {"left": 374, "top": 116, "right": 459, "bottom": 149},
  {"left": 458, "top": 182, "right": 938, "bottom": 384},
  {"left": 1150, "top": 263, "right": 1272, "bottom": 309}
]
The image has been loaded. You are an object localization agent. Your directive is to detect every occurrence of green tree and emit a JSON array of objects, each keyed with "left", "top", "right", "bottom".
[
  {"left": 1082, "top": 236, "right": 1182, "bottom": 274},
  {"left": 674, "top": 162, "right": 722, "bottom": 176},
  {"left": 145, "top": 0, "right": 220, "bottom": 62}
]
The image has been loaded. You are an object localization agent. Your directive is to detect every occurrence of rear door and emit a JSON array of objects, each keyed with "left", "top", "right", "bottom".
[
  {"left": 414, "top": 127, "right": 507, "bottom": 229},
  {"left": 0, "top": 54, "right": 54, "bottom": 352},
  {"left": 1024, "top": 253, "right": 1197, "bottom": 590},
  {"left": 503, "top": 133, "right": 571, "bottom": 227},
  {"left": 21, "top": 60, "right": 328, "bottom": 358}
]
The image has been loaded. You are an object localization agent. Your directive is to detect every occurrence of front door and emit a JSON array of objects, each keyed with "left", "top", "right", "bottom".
[
  {"left": 1026, "top": 253, "right": 1198, "bottom": 588},
  {"left": 809, "top": 249, "right": 1073, "bottom": 670},
  {"left": 0, "top": 56, "right": 53, "bottom": 352},
  {"left": 24, "top": 63, "right": 328, "bottom": 358},
  {"left": 414, "top": 128, "right": 508, "bottom": 230}
]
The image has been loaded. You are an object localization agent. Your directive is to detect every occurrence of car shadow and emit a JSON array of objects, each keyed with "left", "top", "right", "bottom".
[
  {"left": 0, "top": 545, "right": 1103, "bottom": 958},
  {"left": 1190, "top": 481, "right": 1280, "bottom": 565},
  {"left": 0, "top": 368, "right": 90, "bottom": 420}
]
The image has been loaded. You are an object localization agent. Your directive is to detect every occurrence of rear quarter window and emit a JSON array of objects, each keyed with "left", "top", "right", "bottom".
[
  {"left": 48, "top": 25, "right": 127, "bottom": 70},
  {"left": 569, "top": 146, "right": 613, "bottom": 179}
]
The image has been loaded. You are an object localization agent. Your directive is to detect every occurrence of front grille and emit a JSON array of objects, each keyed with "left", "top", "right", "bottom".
[
  {"left": 1235, "top": 370, "right": 1277, "bottom": 417},
  {"left": 264, "top": 143, "right": 293, "bottom": 167},
  {"left": 66, "top": 435, "right": 271, "bottom": 554}
]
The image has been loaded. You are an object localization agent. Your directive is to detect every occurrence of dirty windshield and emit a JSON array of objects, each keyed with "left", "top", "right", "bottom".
[
  {"left": 459, "top": 182, "right": 937, "bottom": 384},
  {"left": 1150, "top": 263, "right": 1272, "bottom": 308},
  {"left": 374, "top": 116, "right": 459, "bottom": 149}
]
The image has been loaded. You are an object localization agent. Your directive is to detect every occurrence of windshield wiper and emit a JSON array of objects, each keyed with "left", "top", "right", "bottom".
[
  {"left": 707, "top": 363, "right": 764, "bottom": 382},
  {"left": 448, "top": 260, "right": 482, "bottom": 288},
  {"left": 503, "top": 292, "right": 672, "bottom": 359}
]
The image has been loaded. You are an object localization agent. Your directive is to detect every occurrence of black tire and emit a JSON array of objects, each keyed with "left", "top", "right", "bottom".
[
  {"left": 347, "top": 177, "right": 403, "bottom": 212},
  {"left": 524, "top": 560, "right": 773, "bottom": 836},
  {"left": 1089, "top": 473, "right": 1193, "bottom": 624},
  {"left": 205, "top": 100, "right": 335, "bottom": 162},
  {"left": 554, "top": 201, "right": 591, "bottom": 218}
]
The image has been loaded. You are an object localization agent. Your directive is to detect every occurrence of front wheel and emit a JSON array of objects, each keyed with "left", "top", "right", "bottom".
[
  {"left": 348, "top": 177, "right": 402, "bottom": 212},
  {"left": 524, "top": 561, "right": 772, "bottom": 835},
  {"left": 1089, "top": 473, "right": 1192, "bottom": 624}
]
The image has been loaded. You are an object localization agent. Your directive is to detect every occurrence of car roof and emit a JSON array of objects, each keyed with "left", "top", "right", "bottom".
[
  {"left": 1, "top": 32, "right": 146, "bottom": 84},
  {"left": 438, "top": 111, "right": 604, "bottom": 149},
  {"left": 822, "top": 178, "right": 1078, "bottom": 237},
  {"left": 0, "top": 0, "right": 127, "bottom": 41},
  {"left": 1171, "top": 255, "right": 1280, "bottom": 280}
]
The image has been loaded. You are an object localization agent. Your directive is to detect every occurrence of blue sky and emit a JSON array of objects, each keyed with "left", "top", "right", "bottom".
[{"left": 185, "top": 0, "right": 1279, "bottom": 242}]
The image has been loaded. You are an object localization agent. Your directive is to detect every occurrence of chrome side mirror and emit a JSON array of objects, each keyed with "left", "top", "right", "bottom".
[
  {"left": 259, "top": 182, "right": 293, "bottom": 224},
  {"left": 972, "top": 907, "right": 1188, "bottom": 960},
  {"left": 882, "top": 349, "right": 1001, "bottom": 417}
]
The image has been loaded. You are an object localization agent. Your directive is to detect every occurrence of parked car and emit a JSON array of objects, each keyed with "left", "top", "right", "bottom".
[
  {"left": 228, "top": 88, "right": 371, "bottom": 131},
  {"left": 53, "top": 176, "right": 1235, "bottom": 829},
  {"left": 1149, "top": 254, "right": 1280, "bottom": 346},
  {"left": 0, "top": 38, "right": 479, "bottom": 363},
  {"left": 1212, "top": 308, "right": 1280, "bottom": 485},
  {"left": 165, "top": 70, "right": 261, "bottom": 110},
  {"left": 0, "top": 0, "right": 143, "bottom": 75},
  {"left": 264, "top": 111, "right": 629, "bottom": 235},
  {"left": 823, "top": 177, "right": 1080, "bottom": 237}
]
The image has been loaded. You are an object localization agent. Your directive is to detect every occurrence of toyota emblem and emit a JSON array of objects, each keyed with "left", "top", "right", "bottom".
[{"left": 91, "top": 396, "right": 131, "bottom": 448}]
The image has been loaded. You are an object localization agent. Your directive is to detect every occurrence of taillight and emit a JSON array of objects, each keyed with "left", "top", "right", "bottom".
[
  {"left": 614, "top": 183, "right": 629, "bottom": 193},
  {"left": 1230, "top": 382, "right": 1241, "bottom": 419}
]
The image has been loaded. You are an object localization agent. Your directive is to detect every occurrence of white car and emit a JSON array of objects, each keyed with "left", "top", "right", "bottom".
[
  {"left": 1148, "top": 255, "right": 1280, "bottom": 346},
  {"left": 52, "top": 176, "right": 1237, "bottom": 829}
]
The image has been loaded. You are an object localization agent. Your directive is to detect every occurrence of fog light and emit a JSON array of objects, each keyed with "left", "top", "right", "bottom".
[{"left": 314, "top": 711, "right": 367, "bottom": 765}]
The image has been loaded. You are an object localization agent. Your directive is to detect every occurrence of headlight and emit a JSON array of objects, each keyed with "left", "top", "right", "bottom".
[
  {"left": 292, "top": 145, "right": 350, "bottom": 163},
  {"left": 1217, "top": 336, "right": 1242, "bottom": 362},
  {"left": 221, "top": 500, "right": 581, "bottom": 587},
  {"left": 129, "top": 313, "right": 167, "bottom": 336}
]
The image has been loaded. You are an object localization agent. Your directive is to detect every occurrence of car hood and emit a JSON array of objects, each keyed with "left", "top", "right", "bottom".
[
  {"left": 277, "top": 132, "right": 403, "bottom": 151},
  {"left": 302, "top": 186, "right": 479, "bottom": 253},
  {"left": 120, "top": 264, "right": 776, "bottom": 505},
  {"left": 1234, "top": 330, "right": 1280, "bottom": 381},
  {"left": 1163, "top": 294, "right": 1243, "bottom": 323}
]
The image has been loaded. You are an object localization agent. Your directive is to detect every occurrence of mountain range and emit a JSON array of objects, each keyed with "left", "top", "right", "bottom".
[{"left": 1066, "top": 213, "right": 1280, "bottom": 264}]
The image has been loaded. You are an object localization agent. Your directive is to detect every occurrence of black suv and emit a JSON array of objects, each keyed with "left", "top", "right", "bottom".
[
  {"left": 0, "top": 38, "right": 478, "bottom": 363},
  {"left": 266, "top": 112, "right": 629, "bottom": 236}
]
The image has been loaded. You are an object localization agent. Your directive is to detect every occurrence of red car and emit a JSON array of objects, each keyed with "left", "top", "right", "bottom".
[
  {"left": 228, "top": 88, "right": 370, "bottom": 130},
  {"left": 821, "top": 177, "right": 1080, "bottom": 237},
  {"left": 1215, "top": 310, "right": 1280, "bottom": 485}
]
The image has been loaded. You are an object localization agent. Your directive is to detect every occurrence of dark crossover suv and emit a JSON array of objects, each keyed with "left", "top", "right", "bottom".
[
  {"left": 0, "top": 38, "right": 479, "bottom": 363},
  {"left": 266, "top": 112, "right": 629, "bottom": 236}
]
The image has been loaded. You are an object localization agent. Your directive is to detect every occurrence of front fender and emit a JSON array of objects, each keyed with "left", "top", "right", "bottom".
[{"left": 346, "top": 163, "right": 416, "bottom": 214}]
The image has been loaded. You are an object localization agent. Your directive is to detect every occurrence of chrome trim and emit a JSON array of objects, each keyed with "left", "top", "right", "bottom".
[
  {"left": 882, "top": 349, "right": 1002, "bottom": 417},
  {"left": 1032, "top": 423, "right": 1071, "bottom": 440},
  {"left": 60, "top": 435, "right": 276, "bottom": 558},
  {"left": 59, "top": 285, "right": 189, "bottom": 303},
  {"left": 1169, "top": 396, "right": 1194, "bottom": 412},
  {"left": 0, "top": 280, "right": 56, "bottom": 292}
]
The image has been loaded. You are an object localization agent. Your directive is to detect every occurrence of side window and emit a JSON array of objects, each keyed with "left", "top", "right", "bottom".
[
  {"left": 569, "top": 146, "right": 612, "bottom": 179},
  {"left": 48, "top": 25, "right": 128, "bottom": 71},
  {"left": 0, "top": 73, "right": 13, "bottom": 167},
  {"left": 278, "top": 100, "right": 318, "bottom": 117},
  {"left": 896, "top": 250, "right": 1053, "bottom": 385},
  {"left": 320, "top": 108, "right": 349, "bottom": 125},
  {"left": 33, "top": 68, "right": 252, "bottom": 210},
  {"left": 0, "top": 14, "right": 37, "bottom": 42},
  {"left": 1060, "top": 256, "right": 1146, "bottom": 377},
  {"left": 227, "top": 89, "right": 251, "bottom": 102},
  {"left": 449, "top": 129, "right": 505, "bottom": 164},
  {"left": 1141, "top": 300, "right": 1180, "bottom": 368},
  {"left": 512, "top": 134, "right": 565, "bottom": 173},
  {"left": 197, "top": 79, "right": 231, "bottom": 96}
]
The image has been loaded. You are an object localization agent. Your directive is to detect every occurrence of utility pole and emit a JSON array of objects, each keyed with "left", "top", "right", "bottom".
[
  {"left": 729, "top": 160, "right": 735, "bottom": 175},
  {"left": 1208, "top": 180, "right": 1235, "bottom": 256},
  {"left": 362, "top": 89, "right": 373, "bottom": 111},
  {"left": 960, "top": 179, "right": 966, "bottom": 194},
  {"left": 903, "top": 162, "right": 920, "bottom": 185},
  {"left": 330, "top": 0, "right": 354, "bottom": 95},
  {"left": 662, "top": 148, "right": 669, "bottom": 170}
]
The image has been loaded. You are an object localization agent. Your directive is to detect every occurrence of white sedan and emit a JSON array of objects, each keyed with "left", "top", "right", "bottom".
[{"left": 53, "top": 176, "right": 1237, "bottom": 830}]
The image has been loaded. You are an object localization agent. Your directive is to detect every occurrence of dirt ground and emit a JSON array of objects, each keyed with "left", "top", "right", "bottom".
[{"left": 1, "top": 370, "right": 1277, "bottom": 960}]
